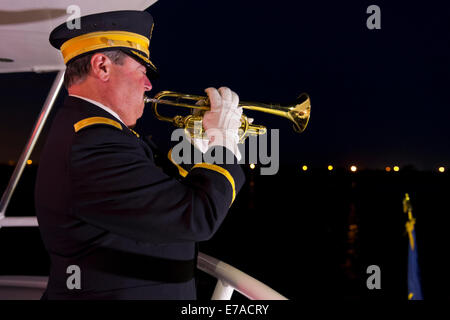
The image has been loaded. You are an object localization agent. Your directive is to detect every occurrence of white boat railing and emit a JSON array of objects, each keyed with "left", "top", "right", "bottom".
[
  {"left": 197, "top": 252, "right": 287, "bottom": 300},
  {"left": 0, "top": 217, "right": 39, "bottom": 227},
  {"left": 0, "top": 276, "right": 48, "bottom": 289}
]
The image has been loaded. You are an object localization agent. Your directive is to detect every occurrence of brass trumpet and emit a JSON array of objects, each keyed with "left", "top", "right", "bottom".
[{"left": 144, "top": 91, "right": 311, "bottom": 142}]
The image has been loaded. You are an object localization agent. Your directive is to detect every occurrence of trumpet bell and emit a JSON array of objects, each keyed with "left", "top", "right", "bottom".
[{"left": 288, "top": 93, "right": 311, "bottom": 133}]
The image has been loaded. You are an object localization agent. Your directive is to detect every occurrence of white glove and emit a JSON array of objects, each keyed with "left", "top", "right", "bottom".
[{"left": 202, "top": 87, "right": 242, "bottom": 160}]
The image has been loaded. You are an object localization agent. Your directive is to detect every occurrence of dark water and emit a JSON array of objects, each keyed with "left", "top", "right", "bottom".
[{"left": 1, "top": 164, "right": 449, "bottom": 300}]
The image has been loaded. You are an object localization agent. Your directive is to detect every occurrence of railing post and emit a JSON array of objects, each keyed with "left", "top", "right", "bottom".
[{"left": 211, "top": 279, "right": 234, "bottom": 300}]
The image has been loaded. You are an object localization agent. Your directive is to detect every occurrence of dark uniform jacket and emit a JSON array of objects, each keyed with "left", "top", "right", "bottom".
[{"left": 35, "top": 96, "right": 245, "bottom": 299}]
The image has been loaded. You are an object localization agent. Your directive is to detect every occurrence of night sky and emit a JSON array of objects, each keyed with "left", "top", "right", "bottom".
[{"left": 1, "top": 0, "right": 449, "bottom": 170}]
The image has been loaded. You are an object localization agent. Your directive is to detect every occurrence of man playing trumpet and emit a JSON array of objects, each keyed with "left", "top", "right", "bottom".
[{"left": 35, "top": 10, "right": 244, "bottom": 299}]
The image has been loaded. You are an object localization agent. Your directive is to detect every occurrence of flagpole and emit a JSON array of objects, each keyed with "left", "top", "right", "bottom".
[{"left": 403, "top": 193, "right": 423, "bottom": 300}]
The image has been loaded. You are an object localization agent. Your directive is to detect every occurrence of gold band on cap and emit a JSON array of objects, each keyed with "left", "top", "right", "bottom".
[{"left": 60, "top": 30, "right": 150, "bottom": 64}]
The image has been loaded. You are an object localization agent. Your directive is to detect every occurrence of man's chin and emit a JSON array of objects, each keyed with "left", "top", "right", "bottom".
[{"left": 139, "top": 103, "right": 145, "bottom": 117}]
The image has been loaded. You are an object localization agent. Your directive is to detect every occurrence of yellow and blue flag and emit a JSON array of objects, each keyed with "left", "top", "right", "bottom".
[{"left": 403, "top": 193, "right": 423, "bottom": 300}]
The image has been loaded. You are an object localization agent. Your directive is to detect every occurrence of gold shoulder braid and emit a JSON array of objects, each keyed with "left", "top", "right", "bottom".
[{"left": 74, "top": 117, "right": 122, "bottom": 132}]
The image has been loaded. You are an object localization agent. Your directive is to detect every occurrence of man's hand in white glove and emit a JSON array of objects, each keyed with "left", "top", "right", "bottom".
[{"left": 202, "top": 87, "right": 243, "bottom": 161}]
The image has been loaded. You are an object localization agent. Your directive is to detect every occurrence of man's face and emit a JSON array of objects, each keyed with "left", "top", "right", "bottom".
[{"left": 109, "top": 55, "right": 152, "bottom": 126}]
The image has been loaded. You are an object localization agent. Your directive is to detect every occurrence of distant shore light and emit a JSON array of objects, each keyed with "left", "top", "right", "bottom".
[
  {"left": 350, "top": 165, "right": 357, "bottom": 172},
  {"left": 385, "top": 166, "right": 391, "bottom": 172},
  {"left": 302, "top": 165, "right": 308, "bottom": 171},
  {"left": 438, "top": 167, "right": 445, "bottom": 173},
  {"left": 393, "top": 166, "right": 400, "bottom": 172},
  {"left": 328, "top": 165, "right": 333, "bottom": 171}
]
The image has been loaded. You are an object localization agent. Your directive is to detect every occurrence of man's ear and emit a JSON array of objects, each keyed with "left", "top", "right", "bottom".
[{"left": 90, "top": 53, "right": 112, "bottom": 82}]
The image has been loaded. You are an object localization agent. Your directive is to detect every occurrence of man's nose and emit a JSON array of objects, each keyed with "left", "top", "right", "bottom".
[{"left": 144, "top": 76, "right": 152, "bottom": 91}]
